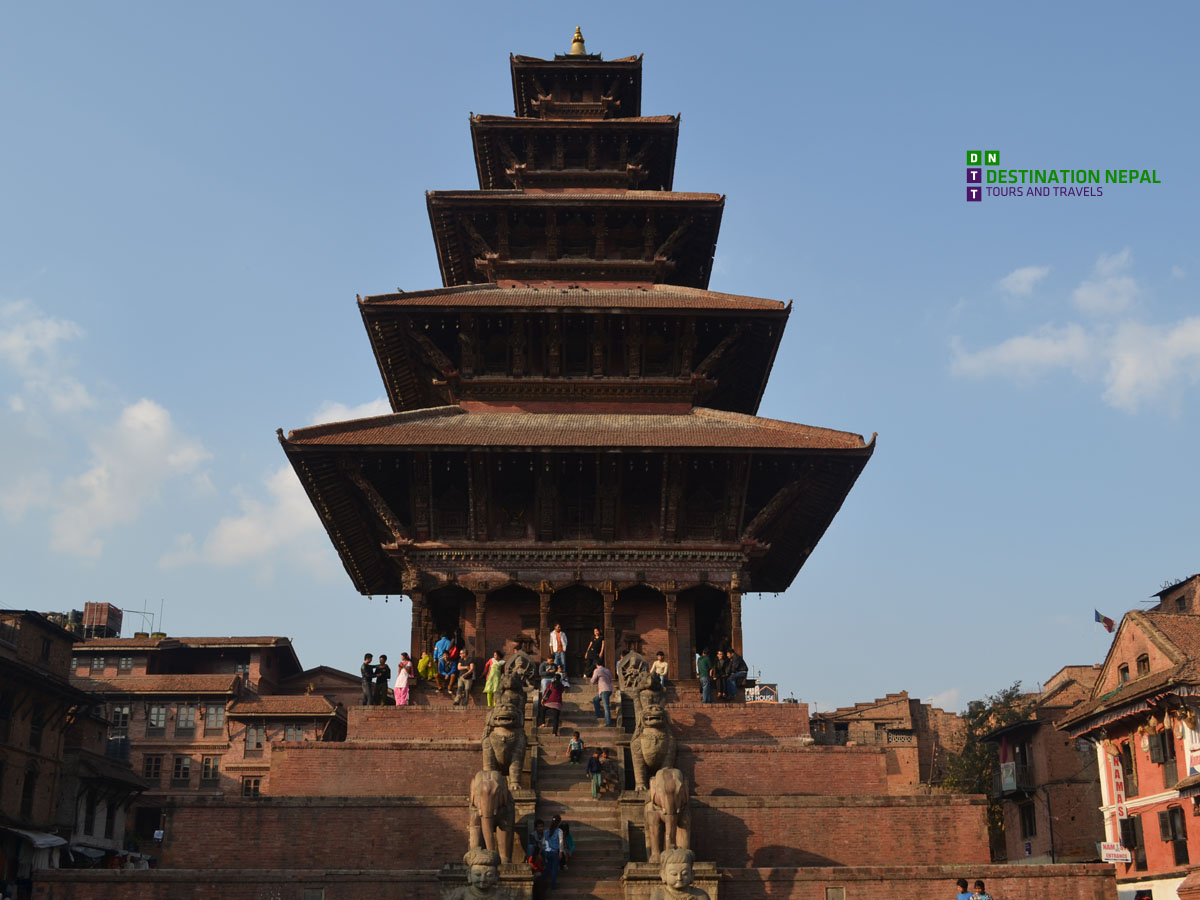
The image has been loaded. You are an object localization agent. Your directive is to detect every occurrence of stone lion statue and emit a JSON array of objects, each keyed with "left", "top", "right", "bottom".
[
  {"left": 630, "top": 703, "right": 676, "bottom": 791},
  {"left": 481, "top": 701, "right": 527, "bottom": 791}
]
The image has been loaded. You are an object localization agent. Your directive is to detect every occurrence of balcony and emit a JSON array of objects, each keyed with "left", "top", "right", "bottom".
[{"left": 993, "top": 762, "right": 1036, "bottom": 796}]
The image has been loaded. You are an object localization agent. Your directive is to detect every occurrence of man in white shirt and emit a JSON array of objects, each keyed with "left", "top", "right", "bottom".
[{"left": 550, "top": 623, "right": 569, "bottom": 687}]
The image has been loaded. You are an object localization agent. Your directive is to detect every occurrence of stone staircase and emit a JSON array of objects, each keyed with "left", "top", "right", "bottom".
[{"left": 532, "top": 688, "right": 627, "bottom": 900}]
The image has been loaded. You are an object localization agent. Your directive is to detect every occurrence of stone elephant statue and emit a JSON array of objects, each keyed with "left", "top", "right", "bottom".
[
  {"left": 468, "top": 769, "right": 515, "bottom": 864},
  {"left": 645, "top": 767, "right": 690, "bottom": 863}
]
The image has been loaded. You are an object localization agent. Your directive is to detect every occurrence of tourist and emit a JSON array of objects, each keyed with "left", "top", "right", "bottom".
[
  {"left": 455, "top": 656, "right": 477, "bottom": 706},
  {"left": 527, "top": 844, "right": 547, "bottom": 900},
  {"left": 438, "top": 651, "right": 458, "bottom": 693},
  {"left": 394, "top": 652, "right": 413, "bottom": 706},
  {"left": 541, "top": 674, "right": 564, "bottom": 736},
  {"left": 955, "top": 879, "right": 973, "bottom": 900},
  {"left": 373, "top": 654, "right": 391, "bottom": 705},
  {"left": 360, "top": 652, "right": 374, "bottom": 706},
  {"left": 697, "top": 648, "right": 714, "bottom": 703},
  {"left": 586, "top": 747, "right": 604, "bottom": 798},
  {"left": 713, "top": 650, "right": 730, "bottom": 700},
  {"left": 971, "top": 880, "right": 993, "bottom": 900},
  {"left": 483, "top": 650, "right": 504, "bottom": 707},
  {"left": 567, "top": 731, "right": 584, "bottom": 763},
  {"left": 541, "top": 816, "right": 564, "bottom": 888},
  {"left": 417, "top": 649, "right": 435, "bottom": 682},
  {"left": 584, "top": 627, "right": 604, "bottom": 675},
  {"left": 537, "top": 659, "right": 557, "bottom": 724},
  {"left": 591, "top": 661, "right": 614, "bottom": 726},
  {"left": 599, "top": 748, "right": 614, "bottom": 795},
  {"left": 726, "top": 648, "right": 748, "bottom": 701},
  {"left": 651, "top": 650, "right": 669, "bottom": 690},
  {"left": 434, "top": 632, "right": 452, "bottom": 665},
  {"left": 550, "top": 623, "right": 568, "bottom": 687},
  {"left": 561, "top": 821, "right": 574, "bottom": 869}
]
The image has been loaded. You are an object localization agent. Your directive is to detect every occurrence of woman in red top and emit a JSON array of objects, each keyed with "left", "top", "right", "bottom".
[{"left": 541, "top": 674, "right": 565, "bottom": 736}]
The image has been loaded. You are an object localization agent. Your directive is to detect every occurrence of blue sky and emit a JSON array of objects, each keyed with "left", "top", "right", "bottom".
[{"left": 2, "top": 3, "right": 1197, "bottom": 714}]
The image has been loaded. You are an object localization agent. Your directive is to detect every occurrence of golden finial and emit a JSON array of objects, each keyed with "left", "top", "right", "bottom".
[{"left": 569, "top": 26, "right": 586, "bottom": 55}]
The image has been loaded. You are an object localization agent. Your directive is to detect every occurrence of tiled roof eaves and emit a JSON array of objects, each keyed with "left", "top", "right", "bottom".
[
  {"left": 359, "top": 285, "right": 785, "bottom": 312},
  {"left": 471, "top": 114, "right": 676, "bottom": 126},
  {"left": 1057, "top": 664, "right": 1200, "bottom": 731},
  {"left": 427, "top": 190, "right": 723, "bottom": 205},
  {"left": 71, "top": 674, "right": 240, "bottom": 695}
]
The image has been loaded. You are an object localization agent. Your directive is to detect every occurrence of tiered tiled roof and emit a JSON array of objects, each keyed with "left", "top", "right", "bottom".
[
  {"left": 72, "top": 673, "right": 241, "bottom": 695},
  {"left": 226, "top": 694, "right": 341, "bottom": 717}
]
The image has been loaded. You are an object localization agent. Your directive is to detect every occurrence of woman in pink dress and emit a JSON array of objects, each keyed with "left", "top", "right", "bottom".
[{"left": 394, "top": 652, "right": 414, "bottom": 706}]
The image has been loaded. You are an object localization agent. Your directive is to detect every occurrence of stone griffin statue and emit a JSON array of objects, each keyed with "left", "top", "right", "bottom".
[
  {"left": 468, "top": 769, "right": 515, "bottom": 864},
  {"left": 442, "top": 847, "right": 514, "bottom": 900},
  {"left": 497, "top": 649, "right": 535, "bottom": 714},
  {"left": 645, "top": 767, "right": 690, "bottom": 863},
  {"left": 481, "top": 701, "right": 528, "bottom": 791},
  {"left": 649, "top": 848, "right": 709, "bottom": 900},
  {"left": 618, "top": 649, "right": 665, "bottom": 729},
  {"left": 630, "top": 703, "right": 676, "bottom": 791}
]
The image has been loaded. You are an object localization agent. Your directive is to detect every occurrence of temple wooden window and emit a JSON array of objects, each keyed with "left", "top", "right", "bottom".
[
  {"left": 201, "top": 756, "right": 220, "bottom": 784},
  {"left": 175, "top": 704, "right": 196, "bottom": 738},
  {"left": 564, "top": 316, "right": 590, "bottom": 376},
  {"left": 20, "top": 767, "right": 37, "bottom": 818},
  {"left": 147, "top": 704, "right": 167, "bottom": 736},
  {"left": 481, "top": 317, "right": 510, "bottom": 374},
  {"left": 508, "top": 213, "right": 539, "bottom": 258},
  {"left": 563, "top": 134, "right": 588, "bottom": 169},
  {"left": 1120, "top": 741, "right": 1139, "bottom": 797},
  {"left": 171, "top": 755, "right": 191, "bottom": 787},
  {"left": 142, "top": 755, "right": 162, "bottom": 782},
  {"left": 1159, "top": 806, "right": 1189, "bottom": 865},
  {"left": 559, "top": 456, "right": 596, "bottom": 540},
  {"left": 493, "top": 456, "right": 534, "bottom": 540},
  {"left": 608, "top": 215, "right": 642, "bottom": 260},
  {"left": 1136, "top": 654, "right": 1150, "bottom": 676},
  {"left": 560, "top": 211, "right": 593, "bottom": 258},
  {"left": 1018, "top": 801, "right": 1036, "bottom": 838},
  {"left": 432, "top": 457, "right": 470, "bottom": 538},
  {"left": 28, "top": 703, "right": 44, "bottom": 750},
  {"left": 643, "top": 319, "right": 677, "bottom": 376}
]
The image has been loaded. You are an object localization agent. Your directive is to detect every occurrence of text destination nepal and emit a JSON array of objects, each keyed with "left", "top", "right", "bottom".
[{"left": 987, "top": 168, "right": 1160, "bottom": 185}]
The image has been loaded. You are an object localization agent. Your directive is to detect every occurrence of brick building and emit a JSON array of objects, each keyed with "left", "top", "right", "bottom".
[
  {"left": 987, "top": 664, "right": 1104, "bottom": 864},
  {"left": 1060, "top": 603, "right": 1200, "bottom": 899},
  {"left": 810, "top": 690, "right": 964, "bottom": 793},
  {"left": 67, "top": 635, "right": 348, "bottom": 845}
]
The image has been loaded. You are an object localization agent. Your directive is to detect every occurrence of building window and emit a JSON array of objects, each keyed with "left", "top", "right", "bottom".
[
  {"left": 110, "top": 704, "right": 131, "bottom": 735},
  {"left": 91, "top": 655, "right": 106, "bottom": 673},
  {"left": 1118, "top": 664, "right": 1130, "bottom": 683},
  {"left": 234, "top": 658, "right": 250, "bottom": 678},
  {"left": 84, "top": 791, "right": 97, "bottom": 835},
  {"left": 1120, "top": 742, "right": 1139, "bottom": 798},
  {"left": 147, "top": 704, "right": 167, "bottom": 735},
  {"left": 1178, "top": 596, "right": 1188, "bottom": 612},
  {"left": 40, "top": 637, "right": 51, "bottom": 661},
  {"left": 118, "top": 656, "right": 133, "bottom": 672},
  {"left": 20, "top": 768, "right": 37, "bottom": 818},
  {"left": 242, "top": 776, "right": 262, "bottom": 798},
  {"left": 302, "top": 891, "right": 325, "bottom": 900},
  {"left": 1121, "top": 814, "right": 1147, "bottom": 871},
  {"left": 29, "top": 703, "right": 45, "bottom": 751},
  {"left": 1019, "top": 801, "right": 1036, "bottom": 838},
  {"left": 245, "top": 724, "right": 266, "bottom": 754},
  {"left": 175, "top": 704, "right": 196, "bottom": 737},
  {"left": 105, "top": 802, "right": 116, "bottom": 839},
  {"left": 0, "top": 691, "right": 11, "bottom": 742},
  {"left": 201, "top": 756, "right": 220, "bottom": 783},
  {"left": 1136, "top": 654, "right": 1150, "bottom": 676},
  {"left": 204, "top": 703, "right": 225, "bottom": 732},
  {"left": 71, "top": 655, "right": 79, "bottom": 670},
  {"left": 142, "top": 755, "right": 163, "bottom": 782},
  {"left": 284, "top": 723, "right": 304, "bottom": 742},
  {"left": 1149, "top": 730, "right": 1179, "bottom": 788},
  {"left": 171, "top": 755, "right": 191, "bottom": 786},
  {"left": 1159, "top": 806, "right": 1189, "bottom": 865}
]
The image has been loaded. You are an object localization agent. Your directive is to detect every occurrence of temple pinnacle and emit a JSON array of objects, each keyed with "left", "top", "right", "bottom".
[{"left": 569, "top": 26, "right": 586, "bottom": 55}]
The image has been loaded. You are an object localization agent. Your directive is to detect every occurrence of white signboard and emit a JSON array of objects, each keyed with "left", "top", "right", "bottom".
[{"left": 1100, "top": 841, "right": 1132, "bottom": 863}]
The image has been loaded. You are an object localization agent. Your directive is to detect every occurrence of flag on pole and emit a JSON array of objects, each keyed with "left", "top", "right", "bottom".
[{"left": 1094, "top": 610, "right": 1115, "bottom": 633}]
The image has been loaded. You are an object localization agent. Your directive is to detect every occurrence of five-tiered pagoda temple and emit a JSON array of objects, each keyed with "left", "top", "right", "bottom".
[{"left": 280, "top": 28, "right": 875, "bottom": 677}]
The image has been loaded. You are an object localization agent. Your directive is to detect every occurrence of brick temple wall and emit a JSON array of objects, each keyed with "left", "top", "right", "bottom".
[
  {"left": 669, "top": 701, "right": 809, "bottom": 739},
  {"left": 677, "top": 744, "right": 889, "bottom": 795},
  {"left": 267, "top": 741, "right": 480, "bottom": 797}
]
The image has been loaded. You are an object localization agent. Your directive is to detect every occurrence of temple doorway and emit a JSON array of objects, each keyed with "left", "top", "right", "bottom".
[
  {"left": 550, "top": 583, "right": 603, "bottom": 678},
  {"left": 684, "top": 584, "right": 728, "bottom": 663}
]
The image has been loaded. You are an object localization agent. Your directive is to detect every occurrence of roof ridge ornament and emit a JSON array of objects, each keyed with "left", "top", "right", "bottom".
[{"left": 569, "top": 26, "right": 586, "bottom": 56}]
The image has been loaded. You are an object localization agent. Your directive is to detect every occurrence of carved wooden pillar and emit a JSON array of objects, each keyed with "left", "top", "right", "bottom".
[
  {"left": 538, "top": 584, "right": 552, "bottom": 662},
  {"left": 410, "top": 591, "right": 427, "bottom": 660},
  {"left": 730, "top": 578, "right": 744, "bottom": 656},
  {"left": 603, "top": 587, "right": 616, "bottom": 671},
  {"left": 474, "top": 590, "right": 488, "bottom": 659},
  {"left": 664, "top": 589, "right": 679, "bottom": 680}
]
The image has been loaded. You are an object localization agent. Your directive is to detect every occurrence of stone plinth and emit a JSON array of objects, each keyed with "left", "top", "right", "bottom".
[{"left": 439, "top": 862, "right": 535, "bottom": 900}]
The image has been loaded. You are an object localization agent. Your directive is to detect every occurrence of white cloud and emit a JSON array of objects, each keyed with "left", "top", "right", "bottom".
[
  {"left": 1172, "top": 266, "right": 1186, "bottom": 280},
  {"left": 310, "top": 397, "right": 390, "bottom": 424},
  {"left": 996, "top": 265, "right": 1050, "bottom": 297},
  {"left": 950, "top": 324, "right": 1094, "bottom": 381},
  {"left": 51, "top": 399, "right": 210, "bottom": 556},
  {"left": 927, "top": 688, "right": 961, "bottom": 712},
  {"left": 1072, "top": 248, "right": 1139, "bottom": 315},
  {"left": 1102, "top": 318, "right": 1200, "bottom": 412},
  {"left": 0, "top": 471, "right": 52, "bottom": 523},
  {"left": 0, "top": 300, "right": 94, "bottom": 413}
]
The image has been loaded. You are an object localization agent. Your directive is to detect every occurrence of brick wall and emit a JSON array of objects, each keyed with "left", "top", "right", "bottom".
[
  {"left": 267, "top": 741, "right": 479, "bottom": 797},
  {"left": 668, "top": 702, "right": 810, "bottom": 739},
  {"left": 157, "top": 797, "right": 466, "bottom": 869},
  {"left": 719, "top": 864, "right": 1115, "bottom": 900},
  {"left": 685, "top": 795, "right": 990, "bottom": 867},
  {"left": 676, "top": 744, "right": 888, "bottom": 795}
]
